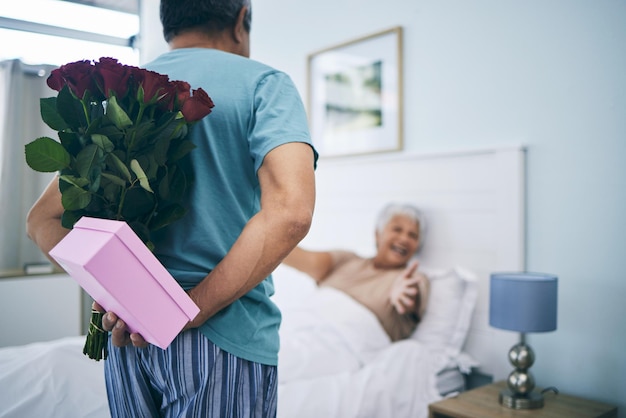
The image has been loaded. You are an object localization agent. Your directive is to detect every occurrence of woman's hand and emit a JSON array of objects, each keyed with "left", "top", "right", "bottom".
[
  {"left": 95, "top": 301, "right": 148, "bottom": 348},
  {"left": 389, "top": 260, "right": 421, "bottom": 315}
]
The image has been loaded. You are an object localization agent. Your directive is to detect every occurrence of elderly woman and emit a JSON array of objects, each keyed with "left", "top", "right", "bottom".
[{"left": 283, "top": 203, "right": 430, "bottom": 342}]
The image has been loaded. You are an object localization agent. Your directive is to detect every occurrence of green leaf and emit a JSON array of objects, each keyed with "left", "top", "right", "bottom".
[
  {"left": 25, "top": 137, "right": 71, "bottom": 172},
  {"left": 128, "top": 120, "right": 156, "bottom": 149},
  {"left": 85, "top": 193, "right": 105, "bottom": 213},
  {"left": 40, "top": 97, "right": 67, "bottom": 131},
  {"left": 88, "top": 101, "right": 105, "bottom": 122},
  {"left": 167, "top": 165, "right": 188, "bottom": 203},
  {"left": 175, "top": 122, "right": 188, "bottom": 140},
  {"left": 94, "top": 123, "right": 124, "bottom": 146},
  {"left": 158, "top": 167, "right": 171, "bottom": 200},
  {"left": 75, "top": 144, "right": 103, "bottom": 179},
  {"left": 85, "top": 116, "right": 103, "bottom": 137},
  {"left": 61, "top": 210, "right": 83, "bottom": 229},
  {"left": 136, "top": 85, "right": 145, "bottom": 104},
  {"left": 61, "top": 185, "right": 91, "bottom": 210},
  {"left": 153, "top": 134, "right": 171, "bottom": 166},
  {"left": 101, "top": 172, "right": 127, "bottom": 187},
  {"left": 106, "top": 152, "right": 131, "bottom": 182},
  {"left": 155, "top": 111, "right": 177, "bottom": 128},
  {"left": 57, "top": 85, "right": 86, "bottom": 129},
  {"left": 75, "top": 144, "right": 103, "bottom": 193},
  {"left": 130, "top": 159, "right": 154, "bottom": 193},
  {"left": 102, "top": 181, "right": 121, "bottom": 206},
  {"left": 120, "top": 187, "right": 155, "bottom": 219},
  {"left": 150, "top": 204, "right": 187, "bottom": 231},
  {"left": 168, "top": 139, "right": 196, "bottom": 162},
  {"left": 91, "top": 134, "right": 115, "bottom": 153},
  {"left": 59, "top": 175, "right": 89, "bottom": 189},
  {"left": 106, "top": 96, "right": 133, "bottom": 130},
  {"left": 58, "top": 131, "right": 82, "bottom": 156},
  {"left": 136, "top": 154, "right": 158, "bottom": 180}
]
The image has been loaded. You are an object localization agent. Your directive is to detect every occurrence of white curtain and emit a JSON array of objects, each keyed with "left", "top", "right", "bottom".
[{"left": 0, "top": 59, "right": 58, "bottom": 273}]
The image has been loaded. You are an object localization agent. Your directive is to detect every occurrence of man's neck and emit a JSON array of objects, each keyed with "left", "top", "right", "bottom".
[{"left": 168, "top": 31, "right": 243, "bottom": 56}]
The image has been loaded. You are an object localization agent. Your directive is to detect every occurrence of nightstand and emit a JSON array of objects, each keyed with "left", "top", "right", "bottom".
[{"left": 428, "top": 381, "right": 618, "bottom": 418}]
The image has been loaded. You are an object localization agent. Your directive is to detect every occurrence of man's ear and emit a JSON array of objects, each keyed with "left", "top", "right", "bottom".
[{"left": 233, "top": 6, "right": 248, "bottom": 43}]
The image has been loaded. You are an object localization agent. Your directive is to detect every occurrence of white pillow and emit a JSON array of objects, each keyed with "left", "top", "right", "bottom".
[{"left": 410, "top": 267, "right": 478, "bottom": 356}]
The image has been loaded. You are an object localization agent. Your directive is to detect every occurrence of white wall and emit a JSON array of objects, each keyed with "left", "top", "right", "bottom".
[{"left": 140, "top": 0, "right": 626, "bottom": 412}]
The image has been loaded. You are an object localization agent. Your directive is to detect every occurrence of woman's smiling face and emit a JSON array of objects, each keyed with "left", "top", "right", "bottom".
[{"left": 373, "top": 214, "right": 420, "bottom": 269}]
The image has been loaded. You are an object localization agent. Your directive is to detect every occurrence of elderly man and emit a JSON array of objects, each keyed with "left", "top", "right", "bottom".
[{"left": 26, "top": 0, "right": 317, "bottom": 416}]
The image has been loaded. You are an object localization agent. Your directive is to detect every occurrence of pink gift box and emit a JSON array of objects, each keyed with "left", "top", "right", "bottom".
[{"left": 49, "top": 217, "right": 200, "bottom": 350}]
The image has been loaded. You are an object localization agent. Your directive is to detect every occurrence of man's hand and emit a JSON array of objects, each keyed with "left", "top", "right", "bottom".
[
  {"left": 95, "top": 301, "right": 148, "bottom": 348},
  {"left": 181, "top": 290, "right": 210, "bottom": 331},
  {"left": 389, "top": 260, "right": 421, "bottom": 315}
]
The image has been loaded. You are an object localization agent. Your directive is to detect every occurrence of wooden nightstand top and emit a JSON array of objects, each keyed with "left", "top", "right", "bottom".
[{"left": 428, "top": 381, "right": 618, "bottom": 418}]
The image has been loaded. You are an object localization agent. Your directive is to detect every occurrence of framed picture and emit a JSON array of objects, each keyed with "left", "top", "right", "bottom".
[{"left": 307, "top": 27, "right": 403, "bottom": 157}]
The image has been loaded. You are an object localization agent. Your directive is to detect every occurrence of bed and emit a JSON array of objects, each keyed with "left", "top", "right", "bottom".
[{"left": 0, "top": 146, "right": 526, "bottom": 418}]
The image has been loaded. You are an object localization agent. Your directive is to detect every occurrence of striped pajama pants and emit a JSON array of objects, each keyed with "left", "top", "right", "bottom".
[{"left": 104, "top": 329, "right": 278, "bottom": 417}]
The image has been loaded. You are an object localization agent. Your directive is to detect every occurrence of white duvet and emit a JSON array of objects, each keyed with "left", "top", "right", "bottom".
[{"left": 276, "top": 286, "right": 449, "bottom": 418}]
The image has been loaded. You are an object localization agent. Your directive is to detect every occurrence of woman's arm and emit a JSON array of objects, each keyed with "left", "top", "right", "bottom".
[{"left": 282, "top": 246, "right": 335, "bottom": 283}]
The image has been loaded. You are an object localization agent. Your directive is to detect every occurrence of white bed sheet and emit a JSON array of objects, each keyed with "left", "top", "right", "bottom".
[
  {"left": 276, "top": 287, "right": 453, "bottom": 418},
  {"left": 0, "top": 336, "right": 109, "bottom": 418}
]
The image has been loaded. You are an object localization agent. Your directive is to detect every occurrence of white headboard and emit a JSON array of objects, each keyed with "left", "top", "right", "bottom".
[{"left": 288, "top": 146, "right": 526, "bottom": 380}]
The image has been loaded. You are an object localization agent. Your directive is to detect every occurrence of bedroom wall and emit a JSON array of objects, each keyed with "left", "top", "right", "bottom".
[{"left": 139, "top": 0, "right": 626, "bottom": 413}]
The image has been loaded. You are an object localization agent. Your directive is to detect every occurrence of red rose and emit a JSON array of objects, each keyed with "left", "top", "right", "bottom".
[
  {"left": 168, "top": 80, "right": 191, "bottom": 111},
  {"left": 46, "top": 68, "right": 65, "bottom": 92},
  {"left": 131, "top": 67, "right": 171, "bottom": 106},
  {"left": 94, "top": 57, "right": 132, "bottom": 99},
  {"left": 47, "top": 60, "right": 99, "bottom": 100},
  {"left": 181, "top": 88, "right": 214, "bottom": 122}
]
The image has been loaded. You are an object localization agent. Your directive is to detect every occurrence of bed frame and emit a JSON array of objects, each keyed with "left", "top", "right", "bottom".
[{"left": 293, "top": 146, "right": 526, "bottom": 380}]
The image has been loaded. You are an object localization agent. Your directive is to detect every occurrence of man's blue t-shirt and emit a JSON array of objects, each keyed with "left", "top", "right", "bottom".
[{"left": 146, "top": 48, "right": 316, "bottom": 366}]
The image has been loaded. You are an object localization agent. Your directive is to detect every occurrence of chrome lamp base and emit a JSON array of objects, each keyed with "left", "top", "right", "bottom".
[
  {"left": 499, "top": 388, "right": 544, "bottom": 409},
  {"left": 500, "top": 337, "right": 545, "bottom": 410}
]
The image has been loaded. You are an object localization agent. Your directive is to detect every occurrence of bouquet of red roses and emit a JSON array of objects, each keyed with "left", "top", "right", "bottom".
[{"left": 25, "top": 57, "right": 214, "bottom": 360}]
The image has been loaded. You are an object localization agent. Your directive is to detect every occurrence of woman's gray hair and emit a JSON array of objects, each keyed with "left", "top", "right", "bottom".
[{"left": 375, "top": 203, "right": 426, "bottom": 252}]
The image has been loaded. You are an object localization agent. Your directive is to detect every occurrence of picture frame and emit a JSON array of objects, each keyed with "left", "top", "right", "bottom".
[{"left": 307, "top": 27, "right": 403, "bottom": 157}]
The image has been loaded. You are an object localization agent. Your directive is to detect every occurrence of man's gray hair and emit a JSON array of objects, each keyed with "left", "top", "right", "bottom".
[{"left": 161, "top": 0, "right": 252, "bottom": 43}]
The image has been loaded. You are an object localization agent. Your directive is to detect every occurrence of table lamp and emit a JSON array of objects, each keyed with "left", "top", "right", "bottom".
[{"left": 489, "top": 272, "right": 558, "bottom": 409}]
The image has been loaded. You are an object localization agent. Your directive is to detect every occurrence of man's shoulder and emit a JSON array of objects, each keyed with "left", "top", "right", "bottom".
[{"left": 151, "top": 48, "right": 279, "bottom": 72}]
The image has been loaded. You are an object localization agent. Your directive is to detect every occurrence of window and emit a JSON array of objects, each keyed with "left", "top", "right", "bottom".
[
  {"left": 0, "top": 0, "right": 139, "bottom": 66},
  {"left": 0, "top": 0, "right": 140, "bottom": 277}
]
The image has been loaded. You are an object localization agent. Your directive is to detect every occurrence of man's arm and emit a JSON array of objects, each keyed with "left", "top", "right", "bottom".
[
  {"left": 26, "top": 176, "right": 69, "bottom": 268},
  {"left": 185, "top": 142, "right": 316, "bottom": 327}
]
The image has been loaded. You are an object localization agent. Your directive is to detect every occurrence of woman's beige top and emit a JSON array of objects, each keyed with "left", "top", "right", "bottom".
[{"left": 320, "top": 251, "right": 430, "bottom": 342}]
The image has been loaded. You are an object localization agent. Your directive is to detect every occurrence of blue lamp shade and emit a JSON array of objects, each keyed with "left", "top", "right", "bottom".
[{"left": 489, "top": 272, "right": 558, "bottom": 333}]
